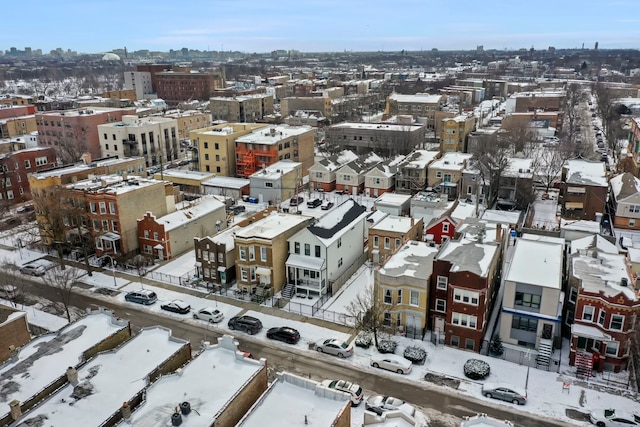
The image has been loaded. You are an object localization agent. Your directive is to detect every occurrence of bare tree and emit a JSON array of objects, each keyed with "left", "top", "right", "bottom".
[
  {"left": 0, "top": 261, "right": 23, "bottom": 307},
  {"left": 345, "top": 280, "right": 396, "bottom": 349},
  {"left": 55, "top": 122, "right": 89, "bottom": 164},
  {"left": 33, "top": 185, "right": 69, "bottom": 268},
  {"left": 501, "top": 120, "right": 538, "bottom": 156},
  {"left": 470, "top": 133, "right": 512, "bottom": 208},
  {"left": 42, "top": 265, "right": 83, "bottom": 322},
  {"left": 532, "top": 144, "right": 572, "bottom": 193},
  {"left": 594, "top": 83, "right": 616, "bottom": 141},
  {"left": 563, "top": 83, "right": 585, "bottom": 142}
]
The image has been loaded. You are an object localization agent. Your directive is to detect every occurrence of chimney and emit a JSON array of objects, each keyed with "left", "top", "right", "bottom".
[
  {"left": 66, "top": 366, "right": 79, "bottom": 385},
  {"left": 496, "top": 224, "right": 503, "bottom": 243},
  {"left": 9, "top": 400, "right": 21, "bottom": 420},
  {"left": 121, "top": 402, "right": 132, "bottom": 420},
  {"left": 270, "top": 128, "right": 276, "bottom": 136},
  {"left": 81, "top": 152, "right": 92, "bottom": 165}
]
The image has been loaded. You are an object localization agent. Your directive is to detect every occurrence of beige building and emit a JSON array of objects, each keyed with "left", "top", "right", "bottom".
[
  {"left": 190, "top": 123, "right": 268, "bottom": 176},
  {"left": 160, "top": 110, "right": 212, "bottom": 140},
  {"left": 368, "top": 215, "right": 424, "bottom": 264},
  {"left": 427, "top": 152, "right": 473, "bottom": 200},
  {"left": 440, "top": 114, "right": 476, "bottom": 152},
  {"left": 210, "top": 94, "right": 274, "bottom": 122},
  {"left": 386, "top": 93, "right": 446, "bottom": 130},
  {"left": 234, "top": 212, "right": 311, "bottom": 295},
  {"left": 98, "top": 115, "right": 180, "bottom": 168}
]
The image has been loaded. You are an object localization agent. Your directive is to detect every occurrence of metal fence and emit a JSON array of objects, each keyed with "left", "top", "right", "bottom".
[{"left": 483, "top": 341, "right": 560, "bottom": 373}]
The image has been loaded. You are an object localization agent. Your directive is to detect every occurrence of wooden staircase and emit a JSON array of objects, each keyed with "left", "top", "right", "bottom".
[{"left": 535, "top": 338, "right": 553, "bottom": 368}]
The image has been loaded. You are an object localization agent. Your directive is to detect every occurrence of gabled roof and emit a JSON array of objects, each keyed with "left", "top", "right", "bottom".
[
  {"left": 610, "top": 172, "right": 640, "bottom": 202},
  {"left": 308, "top": 199, "right": 367, "bottom": 243},
  {"left": 426, "top": 214, "right": 457, "bottom": 229}
]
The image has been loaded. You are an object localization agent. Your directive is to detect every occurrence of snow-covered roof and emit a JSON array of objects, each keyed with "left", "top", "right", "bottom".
[
  {"left": 370, "top": 215, "right": 417, "bottom": 234},
  {"left": 397, "top": 150, "right": 439, "bottom": 169},
  {"left": 572, "top": 250, "right": 637, "bottom": 300},
  {"left": 375, "top": 192, "right": 412, "bottom": 206},
  {"left": 481, "top": 209, "right": 521, "bottom": 225},
  {"left": 128, "top": 335, "right": 265, "bottom": 426},
  {"left": 0, "top": 310, "right": 127, "bottom": 415},
  {"left": 388, "top": 93, "right": 443, "bottom": 104},
  {"left": 570, "top": 234, "right": 618, "bottom": 254},
  {"left": 379, "top": 241, "right": 439, "bottom": 278},
  {"left": 330, "top": 122, "right": 424, "bottom": 132},
  {"left": 202, "top": 176, "right": 250, "bottom": 189},
  {"left": 610, "top": 172, "right": 640, "bottom": 202},
  {"left": 250, "top": 160, "right": 301, "bottom": 179},
  {"left": 153, "top": 197, "right": 225, "bottom": 232},
  {"left": 308, "top": 199, "right": 368, "bottom": 245},
  {"left": 504, "top": 158, "right": 534, "bottom": 178},
  {"left": 15, "top": 327, "right": 186, "bottom": 426},
  {"left": 564, "top": 159, "right": 607, "bottom": 187},
  {"left": 461, "top": 413, "right": 514, "bottom": 427},
  {"left": 430, "top": 152, "right": 472, "bottom": 171},
  {"left": 157, "top": 169, "right": 215, "bottom": 181},
  {"left": 237, "top": 373, "right": 349, "bottom": 427},
  {"left": 506, "top": 238, "right": 562, "bottom": 289},
  {"left": 234, "top": 212, "right": 309, "bottom": 240},
  {"left": 437, "top": 239, "right": 499, "bottom": 277},
  {"left": 236, "top": 125, "right": 312, "bottom": 146},
  {"left": 561, "top": 219, "right": 601, "bottom": 234},
  {"left": 451, "top": 201, "right": 478, "bottom": 223}
]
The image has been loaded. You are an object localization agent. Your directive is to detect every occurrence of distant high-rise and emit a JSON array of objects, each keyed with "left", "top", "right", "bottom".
[{"left": 594, "top": 41, "right": 599, "bottom": 50}]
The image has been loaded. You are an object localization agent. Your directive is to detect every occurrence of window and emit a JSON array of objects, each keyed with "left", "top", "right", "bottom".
[
  {"left": 315, "top": 172, "right": 323, "bottom": 178},
  {"left": 241, "top": 267, "right": 248, "bottom": 281},
  {"left": 294, "top": 242, "right": 300, "bottom": 254},
  {"left": 239, "top": 247, "right": 246, "bottom": 260},
  {"left": 261, "top": 247, "right": 267, "bottom": 262},
  {"left": 112, "top": 221, "right": 118, "bottom": 232},
  {"left": 383, "top": 312, "right": 391, "bottom": 326},
  {"left": 35, "top": 156, "right": 48, "bottom": 167},
  {"left": 605, "top": 341, "right": 619, "bottom": 356},
  {"left": 582, "top": 306, "right": 594, "bottom": 321},
  {"left": 109, "top": 202, "right": 116, "bottom": 214},
  {"left": 465, "top": 339, "right": 475, "bottom": 350},
  {"left": 90, "top": 202, "right": 97, "bottom": 213},
  {"left": 395, "top": 238, "right": 401, "bottom": 248},
  {"left": 24, "top": 160, "right": 31, "bottom": 169},
  {"left": 437, "top": 276, "right": 448, "bottom": 290},
  {"left": 610, "top": 314, "right": 624, "bottom": 331},
  {"left": 265, "top": 182, "right": 273, "bottom": 188},
  {"left": 373, "top": 236, "right": 379, "bottom": 248},
  {"left": 397, "top": 289, "right": 402, "bottom": 304},
  {"left": 304, "top": 243, "right": 310, "bottom": 256},
  {"left": 102, "top": 220, "right": 109, "bottom": 231},
  {"left": 515, "top": 292, "right": 541, "bottom": 309},
  {"left": 153, "top": 232, "right": 159, "bottom": 241},
  {"left": 630, "top": 205, "right": 640, "bottom": 213},
  {"left": 337, "top": 238, "right": 342, "bottom": 248},
  {"left": 249, "top": 246, "right": 255, "bottom": 261},
  {"left": 214, "top": 143, "right": 219, "bottom": 150},
  {"left": 453, "top": 289, "right": 479, "bottom": 305},
  {"left": 597, "top": 309, "right": 606, "bottom": 326},
  {"left": 384, "top": 237, "right": 390, "bottom": 249},
  {"left": 93, "top": 220, "right": 100, "bottom": 231},
  {"left": 450, "top": 336, "right": 459, "bottom": 347},
  {"left": 99, "top": 202, "right": 107, "bottom": 214},
  {"left": 250, "top": 267, "right": 256, "bottom": 281},
  {"left": 144, "top": 244, "right": 152, "bottom": 254},
  {"left": 338, "top": 258, "right": 343, "bottom": 267},
  {"left": 436, "top": 171, "right": 442, "bottom": 178},
  {"left": 315, "top": 245, "right": 321, "bottom": 257},
  {"left": 443, "top": 222, "right": 449, "bottom": 233},
  {"left": 410, "top": 290, "right": 419, "bottom": 306},
  {"left": 384, "top": 289, "right": 392, "bottom": 304},
  {"left": 452, "top": 313, "right": 477, "bottom": 329},
  {"left": 203, "top": 142, "right": 209, "bottom": 149},
  {"left": 218, "top": 252, "right": 224, "bottom": 263},
  {"left": 511, "top": 315, "right": 537, "bottom": 332},
  {"left": 569, "top": 287, "right": 577, "bottom": 304},
  {"left": 435, "top": 298, "right": 446, "bottom": 312}
]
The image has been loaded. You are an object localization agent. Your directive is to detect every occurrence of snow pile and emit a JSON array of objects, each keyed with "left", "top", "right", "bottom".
[
  {"left": 355, "top": 332, "right": 373, "bottom": 348},
  {"left": 403, "top": 346, "right": 427, "bottom": 364},
  {"left": 463, "top": 359, "right": 491, "bottom": 380},
  {"left": 377, "top": 339, "right": 397, "bottom": 354}
]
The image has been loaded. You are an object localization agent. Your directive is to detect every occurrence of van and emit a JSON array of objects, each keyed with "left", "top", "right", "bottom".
[{"left": 125, "top": 289, "right": 158, "bottom": 305}]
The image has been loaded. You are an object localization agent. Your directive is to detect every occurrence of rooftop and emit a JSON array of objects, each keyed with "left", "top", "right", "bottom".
[
  {"left": 610, "top": 172, "right": 640, "bottom": 202},
  {"left": 564, "top": 158, "right": 607, "bottom": 187},
  {"left": 388, "top": 93, "right": 443, "bottom": 104},
  {"left": 127, "top": 335, "right": 265, "bottom": 427},
  {"left": 236, "top": 125, "right": 312, "bottom": 145},
  {"left": 572, "top": 250, "right": 637, "bottom": 300},
  {"left": 234, "top": 212, "right": 309, "bottom": 240},
  {"left": 379, "top": 241, "right": 439, "bottom": 278},
  {"left": 506, "top": 238, "right": 563, "bottom": 289},
  {"left": 202, "top": 176, "right": 250, "bottom": 189},
  {"left": 375, "top": 192, "right": 412, "bottom": 205},
  {"left": 153, "top": 197, "right": 225, "bottom": 232},
  {"left": 370, "top": 215, "right": 417, "bottom": 233},
  {"left": 67, "top": 174, "right": 162, "bottom": 194},
  {"left": 481, "top": 209, "right": 522, "bottom": 225},
  {"left": 398, "top": 150, "right": 439, "bottom": 169},
  {"left": 308, "top": 199, "right": 368, "bottom": 245},
  {"left": 437, "top": 239, "right": 499, "bottom": 277},
  {"left": 430, "top": 152, "right": 472, "bottom": 170},
  {"left": 156, "top": 169, "right": 215, "bottom": 181},
  {"left": 330, "top": 122, "right": 423, "bottom": 132},
  {"left": 249, "top": 160, "right": 301, "bottom": 179}
]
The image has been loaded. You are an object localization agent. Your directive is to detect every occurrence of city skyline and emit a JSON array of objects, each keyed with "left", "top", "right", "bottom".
[{"left": 1, "top": 0, "right": 639, "bottom": 54}]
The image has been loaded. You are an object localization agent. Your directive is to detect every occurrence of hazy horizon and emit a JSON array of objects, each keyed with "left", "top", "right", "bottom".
[{"left": 2, "top": 0, "right": 638, "bottom": 54}]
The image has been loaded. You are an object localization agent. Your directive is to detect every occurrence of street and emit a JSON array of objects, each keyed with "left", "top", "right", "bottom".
[{"left": 11, "top": 275, "right": 572, "bottom": 427}]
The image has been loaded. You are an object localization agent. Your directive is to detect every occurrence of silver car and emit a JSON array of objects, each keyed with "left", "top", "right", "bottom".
[
  {"left": 315, "top": 338, "right": 353, "bottom": 358},
  {"left": 481, "top": 383, "right": 527, "bottom": 405}
]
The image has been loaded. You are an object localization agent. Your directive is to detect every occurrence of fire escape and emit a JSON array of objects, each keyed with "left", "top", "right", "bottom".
[{"left": 236, "top": 146, "right": 279, "bottom": 177}]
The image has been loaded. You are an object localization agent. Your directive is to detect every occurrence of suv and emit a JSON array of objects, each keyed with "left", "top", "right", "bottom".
[
  {"left": 228, "top": 315, "right": 263, "bottom": 335},
  {"left": 124, "top": 289, "right": 158, "bottom": 305},
  {"left": 307, "top": 198, "right": 322, "bottom": 208},
  {"left": 289, "top": 196, "right": 304, "bottom": 206},
  {"left": 20, "top": 264, "right": 46, "bottom": 276}
]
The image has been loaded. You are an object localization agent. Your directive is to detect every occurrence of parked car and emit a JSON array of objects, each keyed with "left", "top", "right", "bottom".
[
  {"left": 193, "top": 307, "right": 224, "bottom": 323},
  {"left": 370, "top": 354, "right": 412, "bottom": 374},
  {"left": 19, "top": 264, "right": 46, "bottom": 276},
  {"left": 228, "top": 315, "right": 263, "bottom": 335},
  {"left": 289, "top": 196, "right": 304, "bottom": 206},
  {"left": 307, "top": 198, "right": 322, "bottom": 208},
  {"left": 124, "top": 289, "right": 158, "bottom": 305},
  {"left": 321, "top": 201, "right": 334, "bottom": 210},
  {"left": 320, "top": 379, "right": 363, "bottom": 406},
  {"left": 266, "top": 326, "right": 301, "bottom": 344},
  {"left": 160, "top": 299, "right": 191, "bottom": 314},
  {"left": 589, "top": 409, "right": 640, "bottom": 427},
  {"left": 365, "top": 395, "right": 415, "bottom": 416},
  {"left": 315, "top": 338, "right": 353, "bottom": 358},
  {"left": 481, "top": 383, "right": 527, "bottom": 405},
  {"left": 0, "top": 285, "right": 17, "bottom": 299},
  {"left": 227, "top": 205, "right": 246, "bottom": 214}
]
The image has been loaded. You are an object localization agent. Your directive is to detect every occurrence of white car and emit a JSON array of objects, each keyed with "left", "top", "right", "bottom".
[
  {"left": 320, "top": 379, "right": 363, "bottom": 406},
  {"left": 370, "top": 354, "right": 412, "bottom": 374},
  {"left": 19, "top": 264, "right": 46, "bottom": 276},
  {"left": 315, "top": 338, "right": 354, "bottom": 358},
  {"left": 365, "top": 395, "right": 415, "bottom": 416},
  {"left": 192, "top": 307, "right": 224, "bottom": 323},
  {"left": 590, "top": 409, "right": 640, "bottom": 427}
]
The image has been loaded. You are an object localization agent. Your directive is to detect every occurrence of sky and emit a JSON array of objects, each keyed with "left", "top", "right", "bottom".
[{"left": 2, "top": 0, "right": 639, "bottom": 54}]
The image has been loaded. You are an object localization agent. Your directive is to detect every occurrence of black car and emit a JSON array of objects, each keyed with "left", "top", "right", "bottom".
[
  {"left": 307, "top": 198, "right": 322, "bottom": 208},
  {"left": 266, "top": 326, "right": 300, "bottom": 344},
  {"left": 228, "top": 315, "right": 263, "bottom": 335},
  {"left": 227, "top": 205, "right": 246, "bottom": 214},
  {"left": 160, "top": 299, "right": 191, "bottom": 314},
  {"left": 289, "top": 196, "right": 304, "bottom": 206}
]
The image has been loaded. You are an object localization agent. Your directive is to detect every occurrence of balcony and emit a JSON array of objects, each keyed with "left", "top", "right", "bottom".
[{"left": 122, "top": 138, "right": 137, "bottom": 145}]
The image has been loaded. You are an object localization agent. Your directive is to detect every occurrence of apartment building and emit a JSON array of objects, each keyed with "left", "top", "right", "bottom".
[
  {"left": 395, "top": 150, "right": 440, "bottom": 195},
  {"left": 36, "top": 107, "right": 135, "bottom": 161},
  {"left": 428, "top": 152, "right": 473, "bottom": 201},
  {"left": 0, "top": 105, "right": 36, "bottom": 139},
  {"left": 210, "top": 94, "right": 274, "bottom": 122},
  {"left": 386, "top": 93, "right": 445, "bottom": 130},
  {"left": 98, "top": 115, "right": 179, "bottom": 168},
  {"left": 609, "top": 172, "right": 640, "bottom": 230},
  {"left": 368, "top": 214, "right": 424, "bottom": 264},
  {"left": 191, "top": 123, "right": 268, "bottom": 176},
  {"left": 155, "top": 69, "right": 225, "bottom": 105},
  {"left": 376, "top": 241, "right": 439, "bottom": 337},
  {"left": 561, "top": 159, "right": 608, "bottom": 221},
  {"left": 308, "top": 150, "right": 358, "bottom": 192},
  {"left": 0, "top": 147, "right": 57, "bottom": 205},
  {"left": 234, "top": 212, "right": 311, "bottom": 295},
  {"left": 235, "top": 125, "right": 314, "bottom": 178},
  {"left": 124, "top": 70, "right": 153, "bottom": 100},
  {"left": 325, "top": 122, "right": 425, "bottom": 158},
  {"left": 137, "top": 197, "right": 226, "bottom": 261},
  {"left": 160, "top": 109, "right": 212, "bottom": 140},
  {"left": 440, "top": 114, "right": 476, "bottom": 152}
]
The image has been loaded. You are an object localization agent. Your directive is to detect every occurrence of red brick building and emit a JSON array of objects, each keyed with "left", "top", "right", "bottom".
[
  {"left": 430, "top": 237, "right": 501, "bottom": 352},
  {"left": 156, "top": 70, "right": 225, "bottom": 105},
  {"left": 0, "top": 147, "right": 57, "bottom": 205},
  {"left": 36, "top": 107, "right": 135, "bottom": 162},
  {"left": 0, "top": 306, "right": 31, "bottom": 364}
]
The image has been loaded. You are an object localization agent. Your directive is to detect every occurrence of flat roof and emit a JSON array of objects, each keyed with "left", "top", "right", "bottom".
[
  {"left": 506, "top": 238, "right": 563, "bottom": 289},
  {"left": 234, "top": 212, "right": 308, "bottom": 240},
  {"left": 437, "top": 239, "right": 499, "bottom": 277},
  {"left": 20, "top": 327, "right": 187, "bottom": 426},
  {"left": 236, "top": 125, "right": 312, "bottom": 145},
  {"left": 156, "top": 169, "right": 215, "bottom": 181},
  {"left": 388, "top": 93, "right": 443, "bottom": 103},
  {"left": 375, "top": 193, "right": 412, "bottom": 205},
  {"left": 379, "top": 241, "right": 439, "bottom": 278},
  {"left": 572, "top": 251, "right": 637, "bottom": 300},
  {"left": 0, "top": 311, "right": 127, "bottom": 416},
  {"left": 128, "top": 335, "right": 265, "bottom": 426},
  {"left": 67, "top": 175, "right": 162, "bottom": 195},
  {"left": 202, "top": 176, "right": 250, "bottom": 189},
  {"left": 430, "top": 152, "right": 472, "bottom": 170},
  {"left": 330, "top": 122, "right": 423, "bottom": 132},
  {"left": 154, "top": 197, "right": 225, "bottom": 232},
  {"left": 370, "top": 215, "right": 416, "bottom": 233},
  {"left": 564, "top": 159, "right": 607, "bottom": 187}
]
